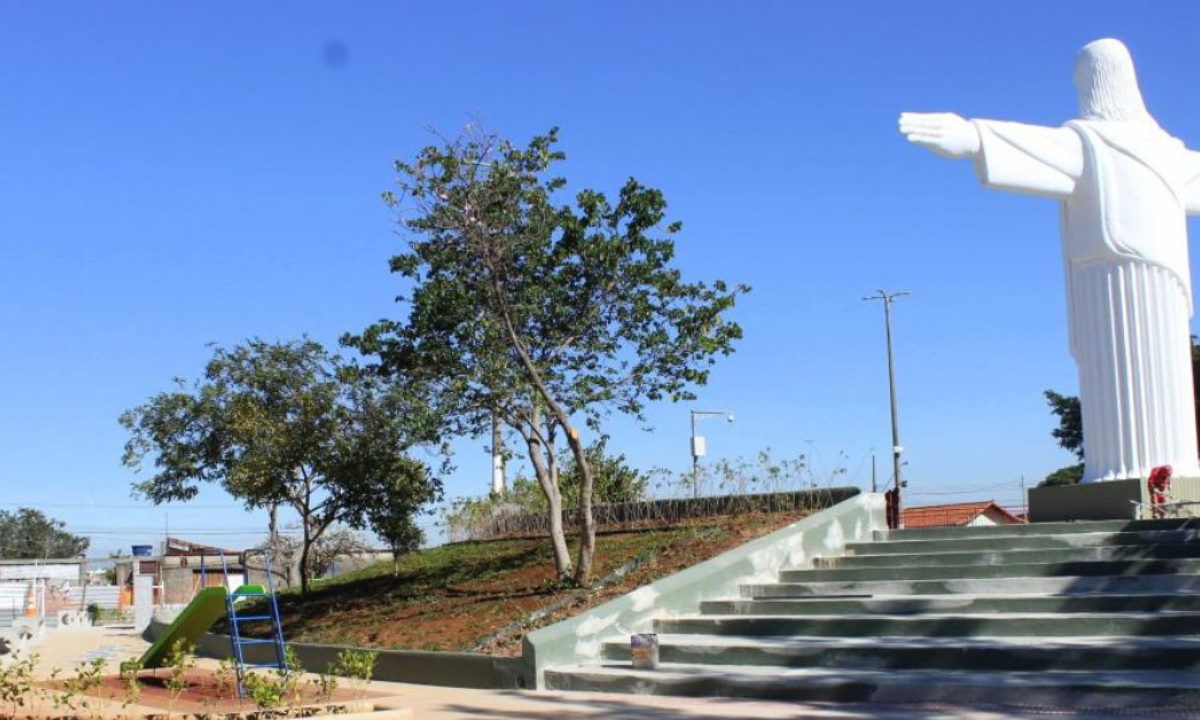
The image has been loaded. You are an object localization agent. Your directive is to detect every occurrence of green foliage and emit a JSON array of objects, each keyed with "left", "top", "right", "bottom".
[
  {"left": 311, "top": 663, "right": 340, "bottom": 702},
  {"left": 348, "top": 126, "right": 746, "bottom": 584},
  {"left": 0, "top": 508, "right": 89, "bottom": 558},
  {"left": 243, "top": 671, "right": 286, "bottom": 711},
  {"left": 164, "top": 639, "right": 196, "bottom": 711},
  {"left": 366, "top": 458, "right": 434, "bottom": 567},
  {"left": 88, "top": 604, "right": 128, "bottom": 626},
  {"left": 0, "top": 652, "right": 36, "bottom": 716},
  {"left": 1044, "top": 390, "right": 1083, "bottom": 461},
  {"left": 1041, "top": 463, "right": 1084, "bottom": 487},
  {"left": 282, "top": 645, "right": 305, "bottom": 705},
  {"left": 213, "top": 657, "right": 237, "bottom": 700},
  {"left": 558, "top": 439, "right": 648, "bottom": 507},
  {"left": 119, "top": 659, "right": 142, "bottom": 709},
  {"left": 332, "top": 648, "right": 377, "bottom": 698},
  {"left": 62, "top": 658, "right": 105, "bottom": 716},
  {"left": 444, "top": 439, "right": 648, "bottom": 538},
  {"left": 121, "top": 338, "right": 442, "bottom": 592}
]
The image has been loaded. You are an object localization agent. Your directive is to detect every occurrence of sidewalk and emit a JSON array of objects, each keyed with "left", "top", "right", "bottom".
[{"left": 17, "top": 625, "right": 1189, "bottom": 719}]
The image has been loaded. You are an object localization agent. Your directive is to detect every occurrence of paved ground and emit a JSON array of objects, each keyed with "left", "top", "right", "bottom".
[{"left": 10, "top": 625, "right": 1199, "bottom": 718}]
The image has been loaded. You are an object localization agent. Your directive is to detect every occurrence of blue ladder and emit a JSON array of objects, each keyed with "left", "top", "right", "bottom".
[{"left": 220, "top": 549, "right": 288, "bottom": 696}]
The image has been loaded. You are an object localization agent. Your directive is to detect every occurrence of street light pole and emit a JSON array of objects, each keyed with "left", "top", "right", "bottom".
[
  {"left": 864, "top": 290, "right": 909, "bottom": 526},
  {"left": 690, "top": 409, "right": 735, "bottom": 498}
]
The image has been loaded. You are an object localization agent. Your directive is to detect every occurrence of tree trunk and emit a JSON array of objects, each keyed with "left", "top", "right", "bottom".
[
  {"left": 299, "top": 520, "right": 312, "bottom": 594},
  {"left": 523, "top": 417, "right": 572, "bottom": 579},
  {"left": 564, "top": 428, "right": 596, "bottom": 585}
]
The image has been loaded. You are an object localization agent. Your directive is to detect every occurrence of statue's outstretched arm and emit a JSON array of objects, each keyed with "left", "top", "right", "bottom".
[
  {"left": 899, "top": 112, "right": 980, "bottom": 159},
  {"left": 902, "top": 112, "right": 1080, "bottom": 198}
]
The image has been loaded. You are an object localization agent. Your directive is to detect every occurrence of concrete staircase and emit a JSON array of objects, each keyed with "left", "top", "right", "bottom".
[{"left": 544, "top": 518, "right": 1200, "bottom": 708}]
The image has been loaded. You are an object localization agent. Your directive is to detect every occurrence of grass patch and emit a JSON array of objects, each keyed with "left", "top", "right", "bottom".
[{"left": 239, "top": 509, "right": 812, "bottom": 655}]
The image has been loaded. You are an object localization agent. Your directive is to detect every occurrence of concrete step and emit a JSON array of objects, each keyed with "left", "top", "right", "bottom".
[
  {"left": 779, "top": 558, "right": 1200, "bottom": 583},
  {"left": 878, "top": 518, "right": 1200, "bottom": 542},
  {"left": 544, "top": 663, "right": 1200, "bottom": 707},
  {"left": 703, "top": 593, "right": 1200, "bottom": 616},
  {"left": 599, "top": 634, "right": 1200, "bottom": 671},
  {"left": 654, "top": 611, "right": 1200, "bottom": 638},
  {"left": 819, "top": 543, "right": 1200, "bottom": 569},
  {"left": 743, "top": 573, "right": 1200, "bottom": 598},
  {"left": 848, "top": 528, "right": 1200, "bottom": 556}
]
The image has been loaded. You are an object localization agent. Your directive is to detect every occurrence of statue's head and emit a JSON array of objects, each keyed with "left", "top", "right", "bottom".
[{"left": 1074, "top": 39, "right": 1153, "bottom": 123}]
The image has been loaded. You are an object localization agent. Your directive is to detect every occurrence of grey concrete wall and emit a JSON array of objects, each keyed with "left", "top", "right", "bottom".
[
  {"left": 1030, "top": 477, "right": 1200, "bottom": 522},
  {"left": 1029, "top": 479, "right": 1141, "bottom": 522},
  {"left": 145, "top": 619, "right": 528, "bottom": 690},
  {"left": 134, "top": 574, "right": 153, "bottom": 633},
  {"left": 522, "top": 491, "right": 884, "bottom": 688},
  {"left": 162, "top": 567, "right": 193, "bottom": 605}
]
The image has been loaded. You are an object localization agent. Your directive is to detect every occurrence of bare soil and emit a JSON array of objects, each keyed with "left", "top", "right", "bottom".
[
  {"left": 238, "top": 510, "right": 813, "bottom": 656},
  {"left": 22, "top": 669, "right": 387, "bottom": 718}
]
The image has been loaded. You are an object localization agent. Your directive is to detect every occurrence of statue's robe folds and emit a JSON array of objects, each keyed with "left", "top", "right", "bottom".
[{"left": 972, "top": 118, "right": 1200, "bottom": 482}]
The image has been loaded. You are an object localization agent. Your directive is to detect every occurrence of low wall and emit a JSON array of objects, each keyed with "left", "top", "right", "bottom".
[
  {"left": 466, "top": 487, "right": 860, "bottom": 541},
  {"left": 522, "top": 491, "right": 884, "bottom": 688},
  {"left": 1030, "top": 476, "right": 1200, "bottom": 522},
  {"left": 1029, "top": 479, "right": 1141, "bottom": 522},
  {"left": 145, "top": 620, "right": 529, "bottom": 689}
]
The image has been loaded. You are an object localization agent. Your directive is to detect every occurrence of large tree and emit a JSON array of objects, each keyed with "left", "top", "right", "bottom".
[
  {"left": 349, "top": 127, "right": 746, "bottom": 585},
  {"left": 0, "top": 508, "right": 89, "bottom": 559},
  {"left": 120, "top": 338, "right": 441, "bottom": 592}
]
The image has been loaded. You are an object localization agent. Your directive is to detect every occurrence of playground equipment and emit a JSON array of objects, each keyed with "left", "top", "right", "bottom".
[
  {"left": 223, "top": 549, "right": 288, "bottom": 694},
  {"left": 137, "top": 549, "right": 287, "bottom": 696}
]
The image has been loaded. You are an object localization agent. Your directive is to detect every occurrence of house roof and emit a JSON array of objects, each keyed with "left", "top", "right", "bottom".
[
  {"left": 902, "top": 501, "right": 1026, "bottom": 529},
  {"left": 163, "top": 537, "right": 241, "bottom": 556}
]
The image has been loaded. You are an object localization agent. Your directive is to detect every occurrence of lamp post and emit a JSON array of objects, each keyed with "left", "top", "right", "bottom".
[
  {"left": 690, "top": 409, "right": 735, "bottom": 498},
  {"left": 863, "top": 290, "right": 908, "bottom": 526}
]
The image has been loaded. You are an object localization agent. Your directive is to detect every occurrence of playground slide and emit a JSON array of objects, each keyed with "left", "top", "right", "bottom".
[{"left": 138, "top": 584, "right": 266, "bottom": 668}]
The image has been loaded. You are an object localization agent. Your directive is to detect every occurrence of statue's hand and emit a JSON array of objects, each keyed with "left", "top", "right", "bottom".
[{"left": 898, "top": 112, "right": 981, "bottom": 159}]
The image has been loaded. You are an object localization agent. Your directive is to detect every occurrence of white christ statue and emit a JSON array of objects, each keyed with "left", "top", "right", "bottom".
[{"left": 900, "top": 38, "right": 1200, "bottom": 483}]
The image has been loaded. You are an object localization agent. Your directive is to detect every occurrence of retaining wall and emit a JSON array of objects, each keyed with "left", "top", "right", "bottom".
[{"left": 145, "top": 619, "right": 529, "bottom": 689}]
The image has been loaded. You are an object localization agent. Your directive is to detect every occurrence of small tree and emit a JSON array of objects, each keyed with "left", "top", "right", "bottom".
[
  {"left": 121, "top": 338, "right": 441, "bottom": 592},
  {"left": 349, "top": 127, "right": 746, "bottom": 584},
  {"left": 557, "top": 439, "right": 648, "bottom": 508},
  {"left": 0, "top": 509, "right": 89, "bottom": 559},
  {"left": 1044, "top": 390, "right": 1083, "bottom": 461},
  {"left": 303, "top": 526, "right": 370, "bottom": 580},
  {"left": 366, "top": 458, "right": 434, "bottom": 573}
]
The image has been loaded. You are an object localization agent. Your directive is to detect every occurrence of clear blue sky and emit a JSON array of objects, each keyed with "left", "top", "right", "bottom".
[{"left": 4, "top": 2, "right": 1200, "bottom": 555}]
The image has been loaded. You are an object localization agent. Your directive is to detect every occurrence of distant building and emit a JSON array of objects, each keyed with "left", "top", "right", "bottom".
[
  {"left": 114, "top": 537, "right": 245, "bottom": 606},
  {"left": 902, "top": 501, "right": 1026, "bottom": 529},
  {"left": 0, "top": 559, "right": 87, "bottom": 617}
]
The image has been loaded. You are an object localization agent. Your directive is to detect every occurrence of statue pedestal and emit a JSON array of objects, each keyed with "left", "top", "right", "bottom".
[{"left": 1029, "top": 477, "right": 1200, "bottom": 522}]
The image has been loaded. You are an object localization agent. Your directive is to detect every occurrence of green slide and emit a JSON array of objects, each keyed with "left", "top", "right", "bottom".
[{"left": 138, "top": 584, "right": 266, "bottom": 668}]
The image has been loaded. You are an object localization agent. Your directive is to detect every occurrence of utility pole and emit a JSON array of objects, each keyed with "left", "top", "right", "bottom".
[
  {"left": 864, "top": 290, "right": 909, "bottom": 527},
  {"left": 871, "top": 453, "right": 877, "bottom": 494},
  {"left": 490, "top": 413, "right": 506, "bottom": 496}
]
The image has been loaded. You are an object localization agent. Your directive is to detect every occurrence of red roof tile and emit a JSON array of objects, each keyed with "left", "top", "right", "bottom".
[{"left": 902, "top": 500, "right": 1025, "bottom": 529}]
